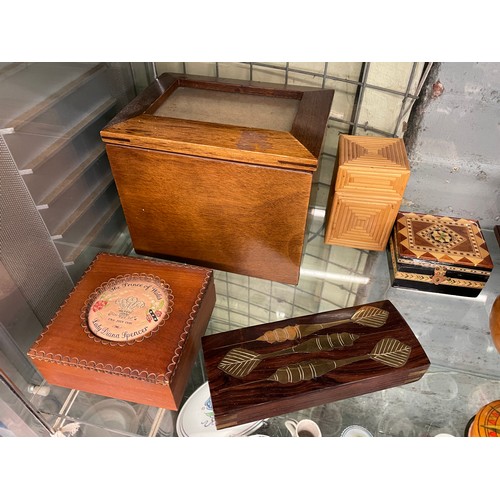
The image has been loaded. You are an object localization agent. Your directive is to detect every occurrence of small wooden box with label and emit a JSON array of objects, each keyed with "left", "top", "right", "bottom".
[
  {"left": 324, "top": 134, "right": 410, "bottom": 251},
  {"left": 100, "top": 73, "right": 334, "bottom": 285},
  {"left": 388, "top": 211, "right": 494, "bottom": 297},
  {"left": 28, "top": 253, "right": 216, "bottom": 410}
]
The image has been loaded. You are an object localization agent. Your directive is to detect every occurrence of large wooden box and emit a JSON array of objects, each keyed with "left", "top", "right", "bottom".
[
  {"left": 202, "top": 300, "right": 430, "bottom": 429},
  {"left": 388, "top": 211, "right": 494, "bottom": 297},
  {"left": 324, "top": 134, "right": 410, "bottom": 251},
  {"left": 100, "top": 73, "right": 334, "bottom": 285},
  {"left": 28, "top": 253, "right": 215, "bottom": 409}
]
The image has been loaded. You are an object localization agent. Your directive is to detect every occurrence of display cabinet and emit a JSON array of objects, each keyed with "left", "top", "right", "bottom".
[
  {"left": 2, "top": 63, "right": 498, "bottom": 438},
  {"left": 0, "top": 62, "right": 134, "bottom": 283},
  {"left": 21, "top": 211, "right": 500, "bottom": 437},
  {"left": 0, "top": 63, "right": 136, "bottom": 386}
]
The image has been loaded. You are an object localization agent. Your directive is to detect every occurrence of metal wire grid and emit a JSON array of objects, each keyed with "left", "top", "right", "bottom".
[
  {"left": 146, "top": 61, "right": 432, "bottom": 331},
  {"left": 0, "top": 133, "right": 73, "bottom": 326},
  {"left": 205, "top": 214, "right": 373, "bottom": 336},
  {"left": 150, "top": 61, "right": 433, "bottom": 210},
  {"left": 156, "top": 61, "right": 433, "bottom": 138}
]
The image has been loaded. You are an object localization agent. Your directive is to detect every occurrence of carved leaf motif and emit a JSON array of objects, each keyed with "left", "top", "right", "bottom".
[
  {"left": 367, "top": 338, "right": 411, "bottom": 367},
  {"left": 350, "top": 306, "right": 389, "bottom": 328},
  {"left": 266, "top": 338, "right": 411, "bottom": 384},
  {"left": 255, "top": 306, "right": 389, "bottom": 344},
  {"left": 267, "top": 359, "right": 338, "bottom": 383},
  {"left": 217, "top": 332, "right": 360, "bottom": 378},
  {"left": 217, "top": 348, "right": 263, "bottom": 378}
]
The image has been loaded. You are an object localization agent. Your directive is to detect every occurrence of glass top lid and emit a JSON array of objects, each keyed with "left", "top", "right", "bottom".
[{"left": 148, "top": 86, "right": 300, "bottom": 131}]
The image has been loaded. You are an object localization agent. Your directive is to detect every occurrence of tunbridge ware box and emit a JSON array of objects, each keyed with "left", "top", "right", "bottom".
[
  {"left": 100, "top": 73, "right": 334, "bottom": 285},
  {"left": 202, "top": 300, "right": 430, "bottom": 430},
  {"left": 28, "top": 253, "right": 215, "bottom": 410},
  {"left": 388, "top": 212, "right": 493, "bottom": 297}
]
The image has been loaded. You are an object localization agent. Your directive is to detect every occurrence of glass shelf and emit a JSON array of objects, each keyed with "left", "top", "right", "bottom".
[{"left": 27, "top": 210, "right": 500, "bottom": 437}]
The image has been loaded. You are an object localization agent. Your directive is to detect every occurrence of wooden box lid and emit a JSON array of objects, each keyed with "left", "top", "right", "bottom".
[
  {"left": 202, "top": 300, "right": 430, "bottom": 429},
  {"left": 28, "top": 253, "right": 215, "bottom": 409},
  {"left": 338, "top": 135, "right": 410, "bottom": 171},
  {"left": 393, "top": 212, "right": 494, "bottom": 271},
  {"left": 100, "top": 73, "right": 334, "bottom": 171},
  {"left": 335, "top": 134, "right": 410, "bottom": 197}
]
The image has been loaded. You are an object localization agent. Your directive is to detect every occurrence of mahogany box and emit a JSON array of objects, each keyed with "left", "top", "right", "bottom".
[
  {"left": 100, "top": 73, "right": 334, "bottom": 285},
  {"left": 202, "top": 300, "right": 430, "bottom": 429},
  {"left": 28, "top": 253, "right": 215, "bottom": 410},
  {"left": 388, "top": 211, "right": 494, "bottom": 297}
]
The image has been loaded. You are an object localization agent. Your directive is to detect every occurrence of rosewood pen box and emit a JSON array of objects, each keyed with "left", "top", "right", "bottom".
[
  {"left": 28, "top": 253, "right": 215, "bottom": 410},
  {"left": 202, "top": 300, "right": 430, "bottom": 429},
  {"left": 388, "top": 211, "right": 493, "bottom": 297},
  {"left": 100, "top": 72, "right": 334, "bottom": 285}
]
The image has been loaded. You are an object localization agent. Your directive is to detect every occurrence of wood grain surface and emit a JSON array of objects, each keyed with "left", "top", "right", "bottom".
[
  {"left": 106, "top": 145, "right": 313, "bottom": 284},
  {"left": 28, "top": 253, "right": 215, "bottom": 409},
  {"left": 202, "top": 300, "right": 430, "bottom": 429},
  {"left": 101, "top": 73, "right": 334, "bottom": 284}
]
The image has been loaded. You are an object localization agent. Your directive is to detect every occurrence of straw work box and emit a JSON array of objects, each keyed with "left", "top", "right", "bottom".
[{"left": 325, "top": 134, "right": 410, "bottom": 251}]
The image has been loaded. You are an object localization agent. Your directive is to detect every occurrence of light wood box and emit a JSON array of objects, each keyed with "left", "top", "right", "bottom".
[
  {"left": 100, "top": 73, "right": 334, "bottom": 285},
  {"left": 28, "top": 253, "right": 216, "bottom": 410},
  {"left": 324, "top": 135, "right": 410, "bottom": 251}
]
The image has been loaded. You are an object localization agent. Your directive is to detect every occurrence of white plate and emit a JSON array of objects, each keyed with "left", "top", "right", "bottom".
[
  {"left": 176, "top": 382, "right": 263, "bottom": 437},
  {"left": 80, "top": 400, "right": 140, "bottom": 437}
]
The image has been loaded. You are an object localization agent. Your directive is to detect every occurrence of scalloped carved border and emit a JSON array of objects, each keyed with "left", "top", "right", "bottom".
[{"left": 28, "top": 253, "right": 213, "bottom": 386}]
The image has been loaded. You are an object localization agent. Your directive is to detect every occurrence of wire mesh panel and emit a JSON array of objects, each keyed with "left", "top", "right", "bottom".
[
  {"left": 154, "top": 62, "right": 432, "bottom": 210},
  {"left": 0, "top": 133, "right": 73, "bottom": 326}
]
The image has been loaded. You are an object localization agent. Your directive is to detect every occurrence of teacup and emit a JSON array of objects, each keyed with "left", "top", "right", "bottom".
[
  {"left": 341, "top": 425, "right": 372, "bottom": 437},
  {"left": 285, "top": 418, "right": 322, "bottom": 437}
]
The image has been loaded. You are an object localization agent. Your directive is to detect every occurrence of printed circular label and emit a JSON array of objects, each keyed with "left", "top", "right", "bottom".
[{"left": 86, "top": 275, "right": 170, "bottom": 343}]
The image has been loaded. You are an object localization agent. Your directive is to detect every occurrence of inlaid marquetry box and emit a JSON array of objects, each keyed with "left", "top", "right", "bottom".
[
  {"left": 202, "top": 300, "right": 430, "bottom": 429},
  {"left": 100, "top": 73, "right": 334, "bottom": 285},
  {"left": 28, "top": 253, "right": 215, "bottom": 409},
  {"left": 388, "top": 212, "right": 494, "bottom": 297},
  {"left": 324, "top": 134, "right": 410, "bottom": 251}
]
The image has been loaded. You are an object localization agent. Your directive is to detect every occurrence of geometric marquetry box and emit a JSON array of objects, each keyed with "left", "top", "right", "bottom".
[
  {"left": 388, "top": 212, "right": 494, "bottom": 297},
  {"left": 101, "top": 73, "right": 334, "bottom": 285},
  {"left": 28, "top": 253, "right": 216, "bottom": 410},
  {"left": 324, "top": 134, "right": 410, "bottom": 251}
]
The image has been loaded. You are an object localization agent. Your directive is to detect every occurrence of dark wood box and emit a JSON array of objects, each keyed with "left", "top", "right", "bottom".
[
  {"left": 202, "top": 300, "right": 430, "bottom": 429},
  {"left": 388, "top": 212, "right": 494, "bottom": 297},
  {"left": 100, "top": 73, "right": 334, "bottom": 285},
  {"left": 28, "top": 253, "right": 215, "bottom": 410}
]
